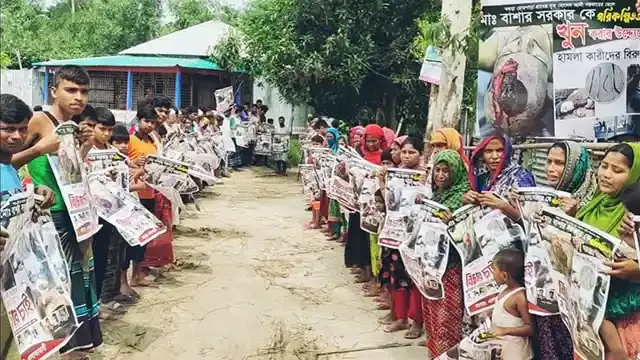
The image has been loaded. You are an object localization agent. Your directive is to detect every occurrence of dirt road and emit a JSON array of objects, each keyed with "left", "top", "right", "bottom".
[{"left": 97, "top": 168, "right": 425, "bottom": 360}]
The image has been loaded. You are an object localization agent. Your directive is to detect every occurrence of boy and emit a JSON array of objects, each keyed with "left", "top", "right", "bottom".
[
  {"left": 11, "top": 66, "right": 104, "bottom": 356},
  {"left": 127, "top": 105, "right": 158, "bottom": 287},
  {"left": 313, "top": 119, "right": 329, "bottom": 138}
]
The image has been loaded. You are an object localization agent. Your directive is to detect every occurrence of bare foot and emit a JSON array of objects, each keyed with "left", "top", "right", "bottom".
[
  {"left": 354, "top": 274, "right": 370, "bottom": 283},
  {"left": 131, "top": 276, "right": 157, "bottom": 287},
  {"left": 350, "top": 267, "right": 363, "bottom": 274},
  {"left": 383, "top": 319, "right": 410, "bottom": 333},
  {"left": 378, "top": 312, "right": 396, "bottom": 324},
  {"left": 363, "top": 288, "right": 379, "bottom": 297},
  {"left": 375, "top": 302, "right": 391, "bottom": 310},
  {"left": 404, "top": 322, "right": 424, "bottom": 339}
]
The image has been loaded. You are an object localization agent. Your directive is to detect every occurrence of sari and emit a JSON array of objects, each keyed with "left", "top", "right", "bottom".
[
  {"left": 141, "top": 192, "right": 175, "bottom": 268},
  {"left": 576, "top": 142, "right": 640, "bottom": 358},
  {"left": 422, "top": 150, "right": 471, "bottom": 357},
  {"left": 430, "top": 128, "right": 470, "bottom": 169},
  {"left": 534, "top": 141, "right": 597, "bottom": 360},
  {"left": 470, "top": 136, "right": 536, "bottom": 196},
  {"left": 327, "top": 128, "right": 344, "bottom": 236}
]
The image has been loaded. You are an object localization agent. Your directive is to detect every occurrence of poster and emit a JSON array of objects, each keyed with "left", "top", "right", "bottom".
[
  {"left": 399, "top": 199, "right": 451, "bottom": 300},
  {"left": 309, "top": 148, "right": 331, "bottom": 190},
  {"left": 552, "top": 1, "right": 640, "bottom": 139},
  {"left": 144, "top": 155, "right": 199, "bottom": 194},
  {"left": 378, "top": 168, "right": 426, "bottom": 249},
  {"left": 435, "top": 319, "right": 504, "bottom": 360},
  {"left": 328, "top": 147, "right": 361, "bottom": 210},
  {"left": 447, "top": 204, "right": 526, "bottom": 315},
  {"left": 87, "top": 149, "right": 130, "bottom": 191},
  {"left": 419, "top": 45, "right": 443, "bottom": 85},
  {"left": 254, "top": 133, "right": 272, "bottom": 156},
  {"left": 271, "top": 133, "right": 290, "bottom": 155},
  {"left": 532, "top": 209, "right": 619, "bottom": 360},
  {"left": 514, "top": 187, "right": 572, "bottom": 245},
  {"left": 235, "top": 124, "right": 249, "bottom": 148},
  {"left": 214, "top": 86, "right": 234, "bottom": 113},
  {"left": 0, "top": 190, "right": 78, "bottom": 360},
  {"left": 348, "top": 159, "right": 382, "bottom": 233},
  {"left": 299, "top": 164, "right": 321, "bottom": 203},
  {"left": 48, "top": 122, "right": 100, "bottom": 241},
  {"left": 88, "top": 171, "right": 167, "bottom": 247}
]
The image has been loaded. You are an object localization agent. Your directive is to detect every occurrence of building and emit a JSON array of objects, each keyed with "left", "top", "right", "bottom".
[{"left": 34, "top": 21, "right": 251, "bottom": 118}]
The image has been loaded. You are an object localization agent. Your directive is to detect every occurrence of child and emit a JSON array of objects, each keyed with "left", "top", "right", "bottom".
[
  {"left": 489, "top": 248, "right": 534, "bottom": 359},
  {"left": 304, "top": 135, "right": 325, "bottom": 230}
]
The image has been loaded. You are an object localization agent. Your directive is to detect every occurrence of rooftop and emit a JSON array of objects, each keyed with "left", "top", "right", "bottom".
[{"left": 34, "top": 55, "right": 221, "bottom": 71}]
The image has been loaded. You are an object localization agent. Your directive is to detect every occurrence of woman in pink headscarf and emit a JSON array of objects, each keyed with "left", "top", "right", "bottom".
[{"left": 349, "top": 126, "right": 365, "bottom": 152}]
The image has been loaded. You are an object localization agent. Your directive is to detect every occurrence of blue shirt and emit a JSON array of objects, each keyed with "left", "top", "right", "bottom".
[{"left": 0, "top": 163, "right": 22, "bottom": 202}]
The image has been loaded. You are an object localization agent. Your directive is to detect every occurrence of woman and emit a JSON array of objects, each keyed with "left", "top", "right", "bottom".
[
  {"left": 422, "top": 149, "right": 471, "bottom": 357},
  {"left": 381, "top": 136, "right": 426, "bottom": 339},
  {"left": 463, "top": 136, "right": 535, "bottom": 218},
  {"left": 346, "top": 124, "right": 386, "bottom": 283},
  {"left": 534, "top": 141, "right": 597, "bottom": 360},
  {"left": 326, "top": 128, "right": 345, "bottom": 241},
  {"left": 389, "top": 135, "right": 407, "bottom": 166},
  {"left": 429, "top": 128, "right": 470, "bottom": 168},
  {"left": 349, "top": 126, "right": 364, "bottom": 153},
  {"left": 575, "top": 143, "right": 640, "bottom": 359}
]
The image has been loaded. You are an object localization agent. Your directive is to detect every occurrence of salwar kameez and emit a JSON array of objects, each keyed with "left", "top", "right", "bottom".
[
  {"left": 328, "top": 199, "right": 342, "bottom": 236},
  {"left": 142, "top": 193, "right": 174, "bottom": 268}
]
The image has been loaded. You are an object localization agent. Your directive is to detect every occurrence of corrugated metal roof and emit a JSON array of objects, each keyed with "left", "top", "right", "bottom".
[
  {"left": 120, "top": 21, "right": 232, "bottom": 57},
  {"left": 33, "top": 55, "right": 221, "bottom": 70}
]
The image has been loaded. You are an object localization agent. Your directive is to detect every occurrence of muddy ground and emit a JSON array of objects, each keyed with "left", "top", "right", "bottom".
[{"left": 92, "top": 168, "right": 426, "bottom": 359}]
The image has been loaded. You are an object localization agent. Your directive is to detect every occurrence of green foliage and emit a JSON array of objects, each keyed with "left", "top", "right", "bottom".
[
  {"left": 212, "top": 0, "right": 440, "bottom": 133},
  {"left": 0, "top": 52, "right": 12, "bottom": 68},
  {"left": 162, "top": 0, "right": 239, "bottom": 35},
  {"left": 287, "top": 138, "right": 302, "bottom": 167}
]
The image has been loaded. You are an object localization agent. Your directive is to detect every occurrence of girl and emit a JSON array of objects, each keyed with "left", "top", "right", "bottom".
[
  {"left": 304, "top": 135, "right": 325, "bottom": 230},
  {"left": 422, "top": 150, "right": 471, "bottom": 357},
  {"left": 575, "top": 143, "right": 640, "bottom": 359},
  {"left": 326, "top": 128, "right": 345, "bottom": 241}
]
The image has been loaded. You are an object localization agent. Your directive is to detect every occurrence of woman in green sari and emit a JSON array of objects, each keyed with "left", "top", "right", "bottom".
[{"left": 326, "top": 128, "right": 345, "bottom": 241}]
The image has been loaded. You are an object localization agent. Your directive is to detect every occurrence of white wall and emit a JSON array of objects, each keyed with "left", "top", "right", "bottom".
[
  {"left": 0, "top": 69, "right": 44, "bottom": 107},
  {"left": 252, "top": 78, "right": 313, "bottom": 134}
]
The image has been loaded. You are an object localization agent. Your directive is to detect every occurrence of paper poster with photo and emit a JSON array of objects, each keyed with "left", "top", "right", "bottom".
[
  {"left": 88, "top": 171, "right": 167, "bottom": 247},
  {"left": 378, "top": 168, "right": 427, "bottom": 249},
  {"left": 87, "top": 149, "right": 130, "bottom": 191},
  {"left": 0, "top": 189, "right": 78, "bottom": 360},
  {"left": 514, "top": 187, "right": 572, "bottom": 243},
  {"left": 183, "top": 151, "right": 219, "bottom": 181},
  {"left": 271, "top": 133, "right": 290, "bottom": 155},
  {"left": 214, "top": 86, "right": 234, "bottom": 113},
  {"left": 435, "top": 318, "right": 504, "bottom": 360},
  {"left": 309, "top": 148, "right": 331, "bottom": 190},
  {"left": 476, "top": 1, "right": 556, "bottom": 137},
  {"left": 400, "top": 199, "right": 452, "bottom": 300},
  {"left": 299, "top": 164, "right": 321, "bottom": 203},
  {"left": 328, "top": 147, "right": 361, "bottom": 210},
  {"left": 447, "top": 203, "right": 525, "bottom": 315},
  {"left": 533, "top": 208, "right": 619, "bottom": 360},
  {"left": 144, "top": 155, "right": 200, "bottom": 194},
  {"left": 254, "top": 133, "right": 273, "bottom": 156},
  {"left": 552, "top": 0, "right": 640, "bottom": 140},
  {"left": 347, "top": 159, "right": 382, "bottom": 233},
  {"left": 48, "top": 122, "right": 100, "bottom": 242},
  {"left": 234, "top": 124, "right": 249, "bottom": 148}
]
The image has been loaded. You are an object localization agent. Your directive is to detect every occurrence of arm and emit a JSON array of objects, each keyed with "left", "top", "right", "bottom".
[
  {"left": 129, "top": 178, "right": 147, "bottom": 192},
  {"left": 496, "top": 293, "right": 534, "bottom": 337},
  {"left": 11, "top": 116, "right": 49, "bottom": 169}
]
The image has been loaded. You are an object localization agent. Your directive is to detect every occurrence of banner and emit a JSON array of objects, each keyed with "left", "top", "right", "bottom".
[
  {"left": 532, "top": 209, "right": 619, "bottom": 360},
  {"left": 514, "top": 187, "right": 572, "bottom": 244},
  {"left": 88, "top": 171, "right": 167, "bottom": 246},
  {"left": 299, "top": 164, "right": 321, "bottom": 203},
  {"left": 144, "top": 155, "right": 199, "bottom": 194},
  {"left": 87, "top": 149, "right": 130, "bottom": 191},
  {"left": 214, "top": 86, "right": 234, "bottom": 113},
  {"left": 447, "top": 203, "right": 526, "bottom": 315},
  {"left": 400, "top": 199, "right": 451, "bottom": 300},
  {"left": 254, "top": 133, "right": 272, "bottom": 155},
  {"left": 378, "top": 168, "right": 426, "bottom": 249},
  {"left": 0, "top": 190, "right": 78, "bottom": 360},
  {"left": 419, "top": 45, "right": 443, "bottom": 85},
  {"left": 328, "top": 147, "right": 361, "bottom": 210},
  {"left": 435, "top": 319, "right": 503, "bottom": 360},
  {"left": 48, "top": 122, "right": 99, "bottom": 241}
]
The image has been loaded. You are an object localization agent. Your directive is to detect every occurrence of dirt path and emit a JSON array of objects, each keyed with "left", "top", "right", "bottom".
[{"left": 97, "top": 168, "right": 425, "bottom": 360}]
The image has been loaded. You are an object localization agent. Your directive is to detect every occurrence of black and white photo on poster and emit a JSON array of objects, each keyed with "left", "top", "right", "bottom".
[
  {"left": 309, "top": 148, "right": 331, "bottom": 190},
  {"left": 214, "top": 86, "right": 234, "bottom": 113},
  {"left": 533, "top": 208, "right": 620, "bottom": 360},
  {"left": 48, "top": 122, "right": 100, "bottom": 242},
  {"left": 514, "top": 187, "right": 572, "bottom": 248},
  {"left": 399, "top": 199, "right": 451, "bottom": 300},
  {"left": 328, "top": 147, "right": 361, "bottom": 210},
  {"left": 378, "top": 168, "right": 426, "bottom": 249},
  {"left": 347, "top": 159, "right": 382, "bottom": 233},
  {"left": 0, "top": 189, "right": 78, "bottom": 360},
  {"left": 299, "top": 164, "right": 321, "bottom": 203},
  {"left": 87, "top": 148, "right": 130, "bottom": 191},
  {"left": 447, "top": 202, "right": 525, "bottom": 316},
  {"left": 254, "top": 134, "right": 272, "bottom": 156},
  {"left": 434, "top": 318, "right": 504, "bottom": 360},
  {"left": 144, "top": 155, "right": 200, "bottom": 194}
]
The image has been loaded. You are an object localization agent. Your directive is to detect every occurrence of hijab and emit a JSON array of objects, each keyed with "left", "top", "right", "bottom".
[
  {"left": 554, "top": 141, "right": 598, "bottom": 208},
  {"left": 394, "top": 135, "right": 408, "bottom": 147},
  {"left": 430, "top": 128, "right": 470, "bottom": 169},
  {"left": 361, "top": 124, "right": 386, "bottom": 165},
  {"left": 432, "top": 150, "right": 471, "bottom": 211},
  {"left": 576, "top": 142, "right": 640, "bottom": 237},
  {"left": 327, "top": 128, "right": 340, "bottom": 153},
  {"left": 470, "top": 136, "right": 535, "bottom": 195},
  {"left": 382, "top": 127, "right": 396, "bottom": 149},
  {"left": 349, "top": 126, "right": 365, "bottom": 147}
]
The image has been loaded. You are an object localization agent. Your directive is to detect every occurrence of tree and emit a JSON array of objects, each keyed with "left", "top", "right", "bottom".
[
  {"left": 212, "top": 0, "right": 440, "bottom": 131},
  {"left": 162, "top": 0, "right": 240, "bottom": 34}
]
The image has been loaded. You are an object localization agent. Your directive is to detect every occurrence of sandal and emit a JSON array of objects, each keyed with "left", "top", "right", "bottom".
[
  {"left": 404, "top": 325, "right": 424, "bottom": 339},
  {"left": 113, "top": 293, "right": 139, "bottom": 305},
  {"left": 101, "top": 301, "right": 128, "bottom": 314}
]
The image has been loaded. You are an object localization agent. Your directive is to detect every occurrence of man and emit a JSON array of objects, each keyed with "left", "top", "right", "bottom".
[
  {"left": 10, "top": 65, "right": 104, "bottom": 356},
  {"left": 313, "top": 119, "right": 329, "bottom": 137},
  {"left": 272, "top": 116, "right": 289, "bottom": 175},
  {"left": 0, "top": 94, "right": 55, "bottom": 358},
  {"left": 127, "top": 104, "right": 158, "bottom": 287}
]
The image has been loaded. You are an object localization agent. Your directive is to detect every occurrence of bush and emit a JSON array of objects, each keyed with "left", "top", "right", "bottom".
[{"left": 287, "top": 138, "right": 302, "bottom": 167}]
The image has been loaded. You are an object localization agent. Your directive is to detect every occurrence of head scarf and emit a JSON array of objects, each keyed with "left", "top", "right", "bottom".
[
  {"left": 432, "top": 150, "right": 471, "bottom": 211},
  {"left": 362, "top": 124, "right": 386, "bottom": 165},
  {"left": 470, "top": 136, "right": 535, "bottom": 195},
  {"left": 431, "top": 128, "right": 470, "bottom": 169},
  {"left": 382, "top": 127, "right": 396, "bottom": 149},
  {"left": 577, "top": 142, "right": 640, "bottom": 237},
  {"left": 394, "top": 135, "right": 408, "bottom": 147},
  {"left": 554, "top": 141, "right": 598, "bottom": 208},
  {"left": 349, "top": 126, "right": 365, "bottom": 147},
  {"left": 327, "top": 127, "right": 340, "bottom": 153}
]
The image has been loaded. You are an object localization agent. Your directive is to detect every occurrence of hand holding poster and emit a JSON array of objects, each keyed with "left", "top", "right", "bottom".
[
  {"left": 48, "top": 122, "right": 99, "bottom": 241},
  {"left": 514, "top": 187, "right": 572, "bottom": 243},
  {"left": 378, "top": 168, "right": 427, "bottom": 249},
  {"left": 144, "top": 155, "right": 201, "bottom": 194},
  {"left": 1, "top": 189, "right": 78, "bottom": 360},
  {"left": 328, "top": 147, "right": 361, "bottom": 210},
  {"left": 214, "top": 86, "right": 233, "bottom": 113},
  {"left": 87, "top": 149, "right": 130, "bottom": 191},
  {"left": 532, "top": 208, "right": 620, "bottom": 360},
  {"left": 435, "top": 318, "right": 504, "bottom": 360},
  {"left": 235, "top": 124, "right": 249, "bottom": 148},
  {"left": 348, "top": 159, "right": 381, "bottom": 232},
  {"left": 88, "top": 171, "right": 167, "bottom": 247},
  {"left": 254, "top": 133, "right": 273, "bottom": 156},
  {"left": 299, "top": 164, "right": 321, "bottom": 203},
  {"left": 399, "top": 199, "right": 452, "bottom": 300},
  {"left": 447, "top": 203, "right": 526, "bottom": 315}
]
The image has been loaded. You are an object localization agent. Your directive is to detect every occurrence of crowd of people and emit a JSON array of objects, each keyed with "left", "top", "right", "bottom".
[
  {"left": 0, "top": 65, "right": 289, "bottom": 360},
  {"left": 300, "top": 120, "right": 640, "bottom": 360}
]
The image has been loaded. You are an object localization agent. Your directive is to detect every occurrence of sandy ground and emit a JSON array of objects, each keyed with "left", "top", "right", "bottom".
[{"left": 89, "top": 167, "right": 427, "bottom": 360}]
